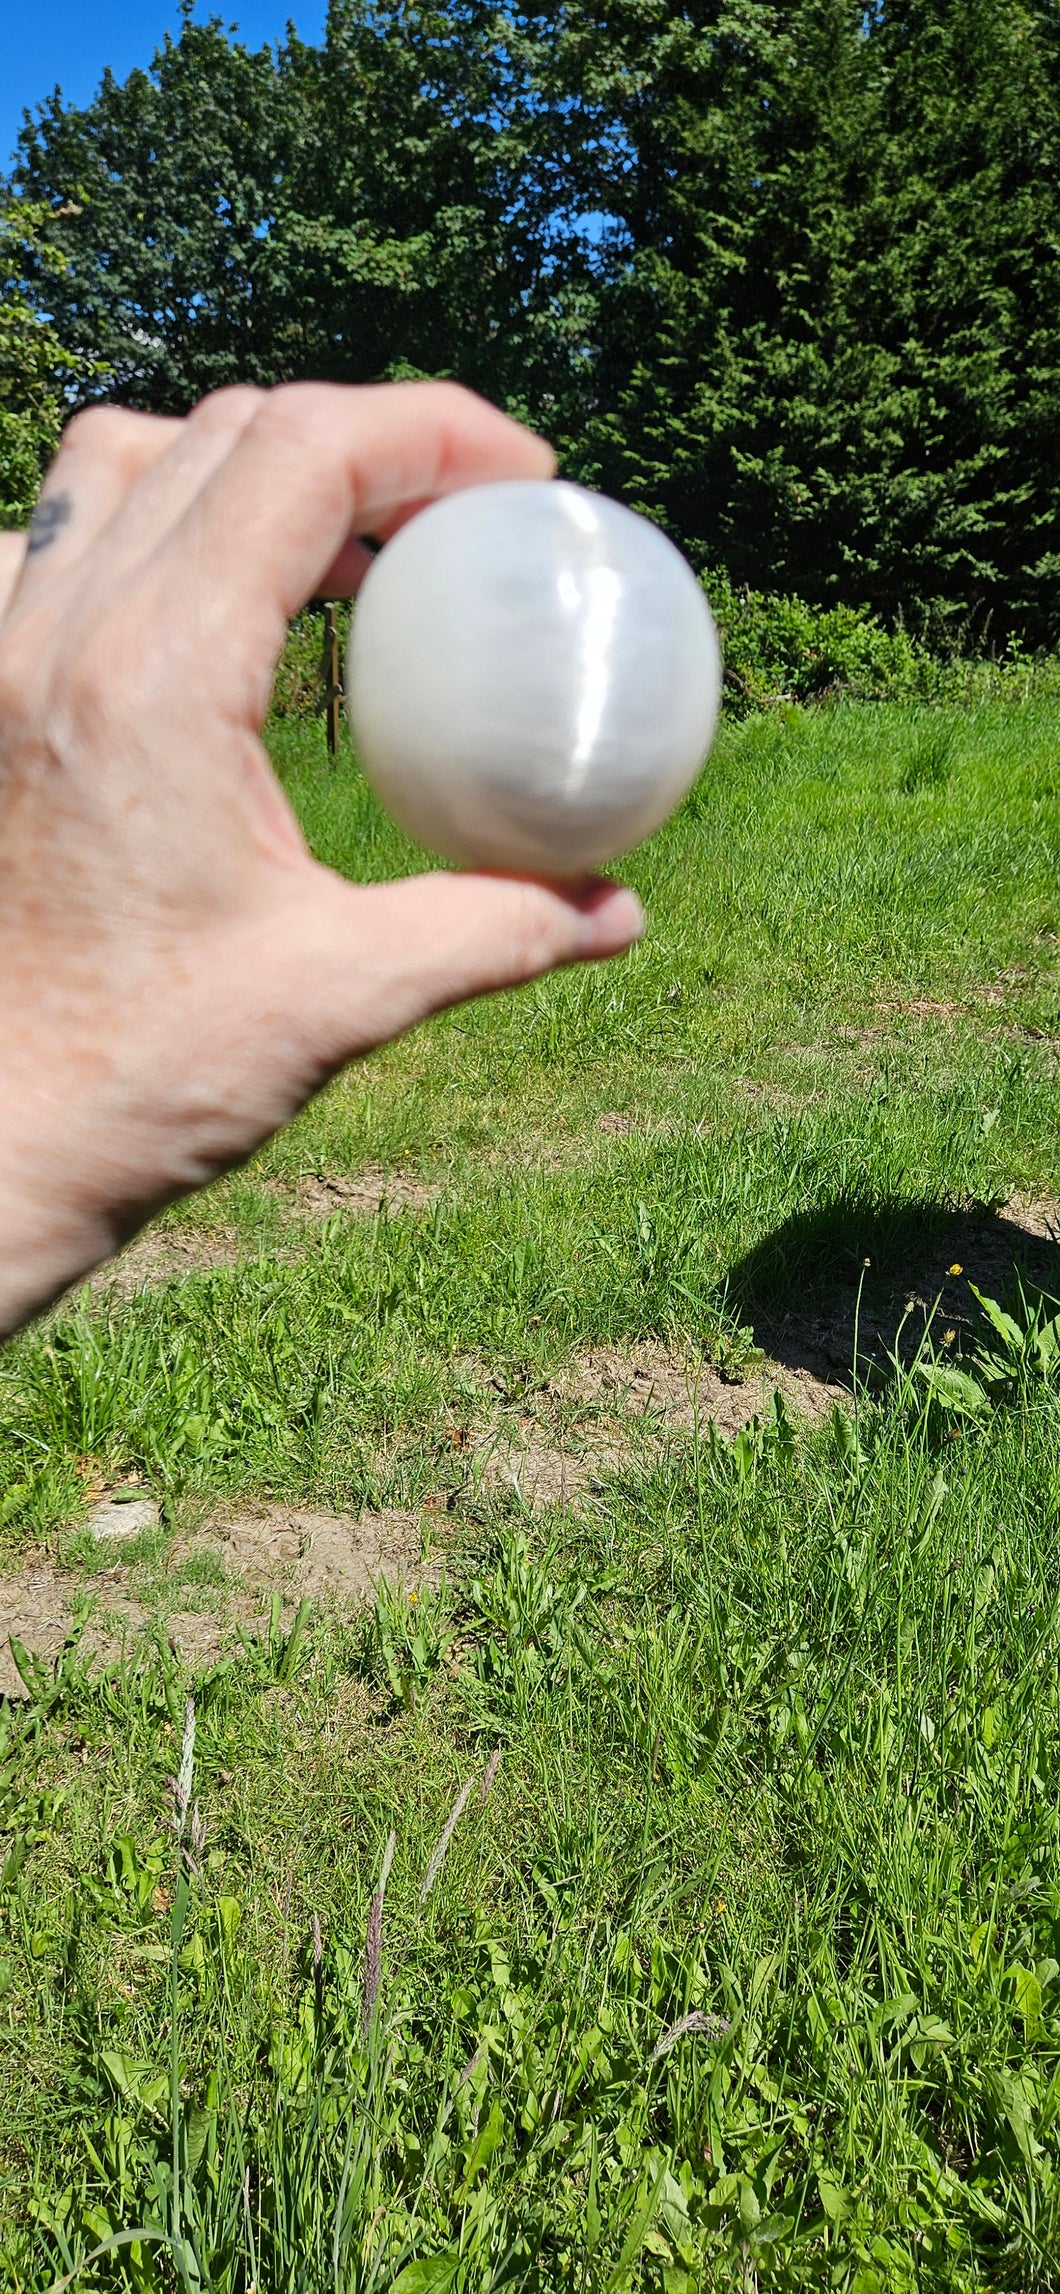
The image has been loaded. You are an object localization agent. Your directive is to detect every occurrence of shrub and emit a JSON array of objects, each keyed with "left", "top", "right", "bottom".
[
  {"left": 266, "top": 578, "right": 1060, "bottom": 733},
  {"left": 702, "top": 571, "right": 924, "bottom": 711},
  {"left": 703, "top": 568, "right": 1060, "bottom": 715}
]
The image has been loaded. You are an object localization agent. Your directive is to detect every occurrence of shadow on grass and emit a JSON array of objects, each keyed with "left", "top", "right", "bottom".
[{"left": 728, "top": 1193, "right": 1060, "bottom": 1387}]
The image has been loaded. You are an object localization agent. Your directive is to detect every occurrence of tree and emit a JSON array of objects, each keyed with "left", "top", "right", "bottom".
[
  {"left": 849, "top": 0, "right": 1060, "bottom": 640},
  {"left": 8, "top": 0, "right": 564, "bottom": 418},
  {"left": 544, "top": 0, "right": 1060, "bottom": 640},
  {"left": 0, "top": 199, "right": 107, "bottom": 524},
  {"left": 10, "top": 12, "right": 293, "bottom": 410},
  {"left": 8, "top": 0, "right": 1060, "bottom": 639}
]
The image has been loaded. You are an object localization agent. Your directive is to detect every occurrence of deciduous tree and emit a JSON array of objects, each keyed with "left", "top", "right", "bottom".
[{"left": 0, "top": 200, "right": 106, "bottom": 524}]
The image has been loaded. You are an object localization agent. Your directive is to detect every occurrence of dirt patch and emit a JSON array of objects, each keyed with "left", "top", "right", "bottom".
[
  {"left": 174, "top": 1503, "right": 428, "bottom": 1601},
  {"left": 73, "top": 1167, "right": 434, "bottom": 1306},
  {"left": 873, "top": 997, "right": 965, "bottom": 1022},
  {"left": 873, "top": 978, "right": 1038, "bottom": 1022},
  {"left": 0, "top": 1507, "right": 432, "bottom": 1700},
  {"left": 731, "top": 1076, "right": 809, "bottom": 1110},
  {"left": 0, "top": 1563, "right": 151, "bottom": 1699},
  {"left": 561, "top": 1339, "right": 841, "bottom": 1437},
  {"left": 443, "top": 1337, "right": 842, "bottom": 1513},
  {"left": 469, "top": 1417, "right": 632, "bottom": 1507},
  {"left": 282, "top": 1167, "right": 434, "bottom": 1219},
  {"left": 89, "top": 1226, "right": 243, "bottom": 1300},
  {"left": 1002, "top": 1194, "right": 1060, "bottom": 1243},
  {"left": 597, "top": 1112, "right": 640, "bottom": 1137}
]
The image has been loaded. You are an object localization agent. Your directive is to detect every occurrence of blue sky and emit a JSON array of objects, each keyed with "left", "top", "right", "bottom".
[{"left": 1, "top": 1, "right": 328, "bottom": 175}]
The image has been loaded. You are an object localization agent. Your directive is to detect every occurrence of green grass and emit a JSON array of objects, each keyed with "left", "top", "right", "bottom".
[{"left": 1, "top": 698, "right": 1060, "bottom": 2289}]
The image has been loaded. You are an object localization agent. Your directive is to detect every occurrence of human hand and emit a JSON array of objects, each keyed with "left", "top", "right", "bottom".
[{"left": 0, "top": 383, "right": 642, "bottom": 1333}]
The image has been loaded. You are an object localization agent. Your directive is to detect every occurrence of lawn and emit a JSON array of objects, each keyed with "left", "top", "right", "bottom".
[{"left": 1, "top": 697, "right": 1059, "bottom": 2290}]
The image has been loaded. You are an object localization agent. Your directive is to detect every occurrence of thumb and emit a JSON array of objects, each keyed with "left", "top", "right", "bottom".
[{"left": 286, "top": 867, "right": 645, "bottom": 1067}]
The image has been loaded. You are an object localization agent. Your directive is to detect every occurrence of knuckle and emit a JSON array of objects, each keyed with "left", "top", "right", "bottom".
[
  {"left": 410, "top": 379, "right": 482, "bottom": 447},
  {"left": 255, "top": 381, "right": 333, "bottom": 439},
  {"left": 190, "top": 383, "right": 265, "bottom": 434},
  {"left": 424, "top": 380, "right": 498, "bottom": 485},
  {"left": 59, "top": 403, "right": 173, "bottom": 486},
  {"left": 249, "top": 377, "right": 488, "bottom": 465},
  {"left": 421, "top": 378, "right": 477, "bottom": 415},
  {"left": 61, "top": 403, "right": 140, "bottom": 458}
]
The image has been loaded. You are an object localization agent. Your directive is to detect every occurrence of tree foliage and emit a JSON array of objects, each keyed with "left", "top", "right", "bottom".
[
  {"left": 548, "top": 0, "right": 1060, "bottom": 642},
  {"left": 0, "top": 200, "right": 106, "bottom": 524},
  {"left": 6, "top": 0, "right": 1060, "bottom": 640}
]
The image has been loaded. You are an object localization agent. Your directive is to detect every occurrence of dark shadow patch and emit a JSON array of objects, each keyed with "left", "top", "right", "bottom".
[{"left": 728, "top": 1193, "right": 1060, "bottom": 1386}]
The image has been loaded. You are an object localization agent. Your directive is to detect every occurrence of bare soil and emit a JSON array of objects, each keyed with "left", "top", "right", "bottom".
[
  {"left": 90, "top": 1225, "right": 244, "bottom": 1300},
  {"left": 172, "top": 1501, "right": 428, "bottom": 1601},
  {"left": 596, "top": 1111, "right": 642, "bottom": 1137},
  {"left": 15, "top": 1186, "right": 1054, "bottom": 1693},
  {"left": 0, "top": 1330, "right": 837, "bottom": 1696},
  {"left": 561, "top": 1339, "right": 841, "bottom": 1433},
  {"left": 280, "top": 1167, "right": 434, "bottom": 1219},
  {"left": 0, "top": 1548, "right": 179, "bottom": 1699},
  {"left": 450, "top": 1333, "right": 842, "bottom": 1513},
  {"left": 85, "top": 1166, "right": 434, "bottom": 1299},
  {"left": 0, "top": 1505, "right": 430, "bottom": 1700}
]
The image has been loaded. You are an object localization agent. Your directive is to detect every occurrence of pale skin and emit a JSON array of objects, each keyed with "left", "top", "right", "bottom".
[{"left": 0, "top": 382, "right": 643, "bottom": 1337}]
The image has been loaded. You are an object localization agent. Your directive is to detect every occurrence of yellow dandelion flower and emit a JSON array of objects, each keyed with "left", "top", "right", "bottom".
[{"left": 949, "top": 1263, "right": 963, "bottom": 1276}]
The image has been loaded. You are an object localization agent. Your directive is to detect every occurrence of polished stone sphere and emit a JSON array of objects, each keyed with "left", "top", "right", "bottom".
[{"left": 347, "top": 479, "right": 721, "bottom": 875}]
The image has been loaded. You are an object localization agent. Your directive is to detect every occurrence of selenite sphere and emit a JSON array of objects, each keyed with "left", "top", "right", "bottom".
[{"left": 346, "top": 479, "right": 721, "bottom": 875}]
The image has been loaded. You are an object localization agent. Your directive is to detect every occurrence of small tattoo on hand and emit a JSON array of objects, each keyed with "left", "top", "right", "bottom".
[{"left": 27, "top": 492, "right": 74, "bottom": 554}]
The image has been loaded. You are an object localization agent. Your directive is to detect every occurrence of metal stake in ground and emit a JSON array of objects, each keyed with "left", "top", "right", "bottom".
[{"left": 321, "top": 601, "right": 342, "bottom": 760}]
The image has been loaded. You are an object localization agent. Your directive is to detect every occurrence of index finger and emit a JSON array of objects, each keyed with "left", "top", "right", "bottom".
[{"left": 162, "top": 380, "right": 556, "bottom": 632}]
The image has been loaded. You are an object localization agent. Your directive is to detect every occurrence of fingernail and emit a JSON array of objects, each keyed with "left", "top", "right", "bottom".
[{"left": 576, "top": 882, "right": 645, "bottom": 956}]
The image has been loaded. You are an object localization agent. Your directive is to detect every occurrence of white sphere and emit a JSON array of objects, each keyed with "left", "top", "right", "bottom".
[{"left": 346, "top": 480, "right": 721, "bottom": 875}]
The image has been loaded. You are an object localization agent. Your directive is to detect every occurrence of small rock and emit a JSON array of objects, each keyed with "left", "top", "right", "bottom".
[{"left": 88, "top": 1496, "right": 160, "bottom": 1543}]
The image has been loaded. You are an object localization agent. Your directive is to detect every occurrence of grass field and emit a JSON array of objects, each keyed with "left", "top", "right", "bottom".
[{"left": 1, "top": 697, "right": 1060, "bottom": 2290}]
